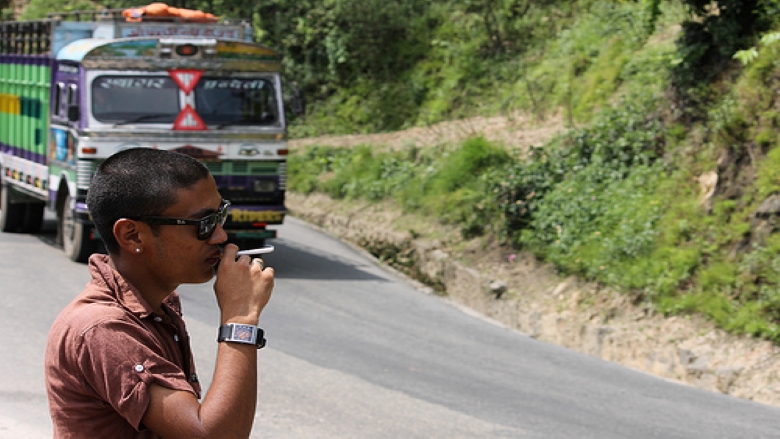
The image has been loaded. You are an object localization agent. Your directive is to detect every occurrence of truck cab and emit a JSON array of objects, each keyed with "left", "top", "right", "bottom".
[{"left": 0, "top": 9, "right": 289, "bottom": 261}]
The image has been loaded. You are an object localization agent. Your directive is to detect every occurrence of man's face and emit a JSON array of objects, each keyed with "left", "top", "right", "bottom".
[{"left": 145, "top": 177, "right": 228, "bottom": 286}]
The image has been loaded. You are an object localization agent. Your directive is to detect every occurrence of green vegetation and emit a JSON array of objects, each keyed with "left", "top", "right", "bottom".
[
  {"left": 17, "top": 0, "right": 102, "bottom": 19},
  {"left": 285, "top": 0, "right": 780, "bottom": 343},
  {"left": 11, "top": 0, "right": 780, "bottom": 341},
  {"left": 290, "top": 137, "right": 509, "bottom": 237}
]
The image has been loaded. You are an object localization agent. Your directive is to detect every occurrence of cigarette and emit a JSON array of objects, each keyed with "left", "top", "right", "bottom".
[{"left": 236, "top": 245, "right": 275, "bottom": 256}]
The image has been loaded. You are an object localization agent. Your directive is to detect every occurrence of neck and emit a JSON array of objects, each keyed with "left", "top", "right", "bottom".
[{"left": 109, "top": 254, "right": 174, "bottom": 315}]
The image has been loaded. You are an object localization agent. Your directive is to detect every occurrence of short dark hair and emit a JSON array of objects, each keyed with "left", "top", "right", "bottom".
[{"left": 86, "top": 148, "right": 212, "bottom": 254}]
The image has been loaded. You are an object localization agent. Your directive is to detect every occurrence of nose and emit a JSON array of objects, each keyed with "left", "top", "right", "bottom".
[{"left": 209, "top": 222, "right": 229, "bottom": 244}]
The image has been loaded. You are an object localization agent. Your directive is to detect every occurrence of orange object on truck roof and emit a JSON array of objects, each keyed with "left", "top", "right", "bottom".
[{"left": 122, "top": 2, "right": 218, "bottom": 22}]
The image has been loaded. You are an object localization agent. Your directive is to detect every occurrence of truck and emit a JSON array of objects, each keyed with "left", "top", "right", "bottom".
[{"left": 0, "top": 6, "right": 289, "bottom": 262}]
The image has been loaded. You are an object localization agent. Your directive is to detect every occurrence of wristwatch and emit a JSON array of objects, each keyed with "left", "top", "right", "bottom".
[{"left": 217, "top": 323, "right": 266, "bottom": 349}]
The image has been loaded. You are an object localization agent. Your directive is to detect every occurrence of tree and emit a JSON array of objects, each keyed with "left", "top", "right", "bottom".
[
  {"left": 255, "top": 0, "right": 430, "bottom": 97},
  {"left": 1, "top": 0, "right": 14, "bottom": 20},
  {"left": 669, "top": 0, "right": 772, "bottom": 114},
  {"left": 20, "top": 0, "right": 104, "bottom": 20}
]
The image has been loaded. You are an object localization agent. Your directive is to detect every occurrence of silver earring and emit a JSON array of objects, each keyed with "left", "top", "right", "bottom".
[{"left": 135, "top": 248, "right": 141, "bottom": 253}]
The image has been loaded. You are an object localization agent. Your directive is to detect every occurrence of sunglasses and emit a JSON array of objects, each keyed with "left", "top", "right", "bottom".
[{"left": 128, "top": 199, "right": 231, "bottom": 240}]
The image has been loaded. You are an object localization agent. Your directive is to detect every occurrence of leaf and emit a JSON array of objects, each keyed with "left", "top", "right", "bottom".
[{"left": 733, "top": 48, "right": 758, "bottom": 66}]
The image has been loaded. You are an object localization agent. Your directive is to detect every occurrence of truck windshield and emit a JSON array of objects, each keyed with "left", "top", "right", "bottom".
[
  {"left": 92, "top": 76, "right": 180, "bottom": 123},
  {"left": 194, "top": 77, "right": 279, "bottom": 126}
]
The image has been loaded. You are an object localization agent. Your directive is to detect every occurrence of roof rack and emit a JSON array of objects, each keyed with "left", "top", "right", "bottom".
[
  {"left": 0, "top": 21, "right": 53, "bottom": 55},
  {"left": 1, "top": 9, "right": 254, "bottom": 55},
  {"left": 45, "top": 8, "right": 121, "bottom": 22},
  {"left": 43, "top": 8, "right": 251, "bottom": 26}
]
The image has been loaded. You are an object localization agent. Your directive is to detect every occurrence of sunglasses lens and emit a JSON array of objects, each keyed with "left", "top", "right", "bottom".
[
  {"left": 198, "top": 221, "right": 212, "bottom": 240},
  {"left": 198, "top": 201, "right": 229, "bottom": 240},
  {"left": 218, "top": 201, "right": 230, "bottom": 227}
]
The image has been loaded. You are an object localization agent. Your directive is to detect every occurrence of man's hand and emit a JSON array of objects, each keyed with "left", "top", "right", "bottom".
[
  {"left": 214, "top": 244, "right": 274, "bottom": 325},
  {"left": 142, "top": 244, "right": 275, "bottom": 438}
]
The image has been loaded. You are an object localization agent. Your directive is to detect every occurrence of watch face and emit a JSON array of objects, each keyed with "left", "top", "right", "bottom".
[{"left": 234, "top": 325, "right": 254, "bottom": 342}]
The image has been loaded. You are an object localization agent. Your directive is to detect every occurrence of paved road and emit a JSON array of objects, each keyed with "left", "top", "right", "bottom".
[{"left": 2, "top": 214, "right": 780, "bottom": 438}]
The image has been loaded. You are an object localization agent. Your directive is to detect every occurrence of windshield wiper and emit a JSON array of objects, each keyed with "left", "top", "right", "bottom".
[{"left": 113, "top": 113, "right": 173, "bottom": 126}]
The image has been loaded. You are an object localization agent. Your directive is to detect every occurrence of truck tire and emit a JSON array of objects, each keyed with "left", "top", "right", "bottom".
[
  {"left": 59, "top": 195, "right": 97, "bottom": 263},
  {"left": 22, "top": 203, "right": 45, "bottom": 233},
  {"left": 0, "top": 184, "right": 25, "bottom": 233}
]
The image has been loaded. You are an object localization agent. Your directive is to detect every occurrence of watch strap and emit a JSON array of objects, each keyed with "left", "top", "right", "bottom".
[{"left": 217, "top": 323, "right": 266, "bottom": 349}]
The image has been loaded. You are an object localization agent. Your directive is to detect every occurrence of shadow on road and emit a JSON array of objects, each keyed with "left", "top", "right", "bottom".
[
  {"left": 33, "top": 218, "right": 59, "bottom": 248},
  {"left": 267, "top": 240, "right": 389, "bottom": 282}
]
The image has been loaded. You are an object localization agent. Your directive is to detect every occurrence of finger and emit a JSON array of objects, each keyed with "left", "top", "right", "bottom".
[
  {"left": 222, "top": 243, "right": 238, "bottom": 262},
  {"left": 252, "top": 258, "right": 265, "bottom": 269}
]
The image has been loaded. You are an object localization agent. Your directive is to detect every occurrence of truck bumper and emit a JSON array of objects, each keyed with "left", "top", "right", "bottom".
[{"left": 226, "top": 228, "right": 277, "bottom": 240}]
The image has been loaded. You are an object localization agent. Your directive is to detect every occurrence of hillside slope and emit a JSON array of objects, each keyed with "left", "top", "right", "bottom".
[{"left": 288, "top": 115, "right": 780, "bottom": 408}]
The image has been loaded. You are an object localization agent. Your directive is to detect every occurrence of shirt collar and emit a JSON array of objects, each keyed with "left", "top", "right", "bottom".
[{"left": 88, "top": 254, "right": 182, "bottom": 319}]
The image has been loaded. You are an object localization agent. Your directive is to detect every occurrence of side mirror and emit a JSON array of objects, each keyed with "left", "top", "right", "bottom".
[{"left": 67, "top": 104, "right": 80, "bottom": 122}]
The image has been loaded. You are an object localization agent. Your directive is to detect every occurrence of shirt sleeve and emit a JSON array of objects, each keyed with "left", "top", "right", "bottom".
[{"left": 76, "top": 318, "right": 198, "bottom": 430}]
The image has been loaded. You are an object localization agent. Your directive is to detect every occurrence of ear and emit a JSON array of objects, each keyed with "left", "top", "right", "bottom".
[{"left": 113, "top": 219, "right": 146, "bottom": 253}]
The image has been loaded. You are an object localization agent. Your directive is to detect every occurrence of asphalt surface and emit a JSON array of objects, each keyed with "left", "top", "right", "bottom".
[{"left": 1, "top": 214, "right": 780, "bottom": 438}]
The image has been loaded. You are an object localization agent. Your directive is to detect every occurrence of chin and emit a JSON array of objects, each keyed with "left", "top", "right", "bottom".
[{"left": 188, "top": 265, "right": 217, "bottom": 284}]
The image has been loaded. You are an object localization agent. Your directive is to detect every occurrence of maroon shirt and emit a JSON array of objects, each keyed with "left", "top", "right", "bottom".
[{"left": 45, "top": 254, "right": 202, "bottom": 438}]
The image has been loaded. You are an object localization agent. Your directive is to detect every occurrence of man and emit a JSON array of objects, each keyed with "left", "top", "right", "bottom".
[{"left": 45, "top": 147, "right": 274, "bottom": 438}]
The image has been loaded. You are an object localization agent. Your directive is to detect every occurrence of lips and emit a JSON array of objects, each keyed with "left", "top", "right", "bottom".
[{"left": 206, "top": 250, "right": 222, "bottom": 266}]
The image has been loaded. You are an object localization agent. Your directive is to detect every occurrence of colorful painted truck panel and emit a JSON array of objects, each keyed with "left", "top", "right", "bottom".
[{"left": 0, "top": 10, "right": 288, "bottom": 262}]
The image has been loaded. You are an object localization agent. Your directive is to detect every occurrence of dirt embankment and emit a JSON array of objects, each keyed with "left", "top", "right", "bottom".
[
  {"left": 291, "top": 112, "right": 565, "bottom": 153},
  {"left": 287, "top": 114, "right": 780, "bottom": 408}
]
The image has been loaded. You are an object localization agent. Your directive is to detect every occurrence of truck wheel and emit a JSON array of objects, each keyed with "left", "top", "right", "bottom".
[
  {"left": 60, "top": 195, "right": 96, "bottom": 263},
  {"left": 0, "top": 184, "right": 25, "bottom": 233},
  {"left": 22, "top": 203, "right": 45, "bottom": 233}
]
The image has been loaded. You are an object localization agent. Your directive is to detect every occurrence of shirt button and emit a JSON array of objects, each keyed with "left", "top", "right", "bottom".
[
  {"left": 154, "top": 316, "right": 163, "bottom": 322},
  {"left": 173, "top": 334, "right": 180, "bottom": 342},
  {"left": 134, "top": 364, "right": 145, "bottom": 372}
]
